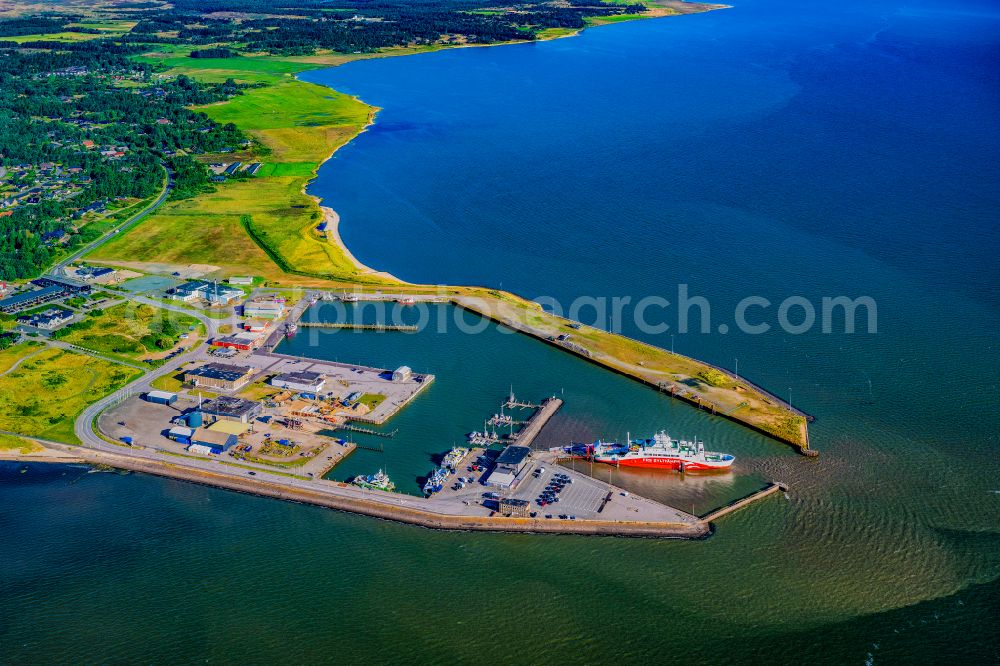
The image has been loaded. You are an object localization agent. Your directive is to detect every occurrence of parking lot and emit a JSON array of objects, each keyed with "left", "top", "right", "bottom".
[{"left": 427, "top": 453, "right": 698, "bottom": 524}]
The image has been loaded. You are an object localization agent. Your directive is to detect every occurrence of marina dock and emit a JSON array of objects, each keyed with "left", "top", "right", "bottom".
[
  {"left": 297, "top": 322, "right": 417, "bottom": 332},
  {"left": 332, "top": 423, "right": 398, "bottom": 438},
  {"left": 511, "top": 397, "right": 562, "bottom": 447}
]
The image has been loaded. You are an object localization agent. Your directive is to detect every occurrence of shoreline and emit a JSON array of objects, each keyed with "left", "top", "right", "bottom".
[
  {"left": 8, "top": 442, "right": 712, "bottom": 539},
  {"left": 89, "top": 5, "right": 813, "bottom": 453},
  {"left": 2, "top": 441, "right": 785, "bottom": 539},
  {"left": 294, "top": 6, "right": 728, "bottom": 281}
]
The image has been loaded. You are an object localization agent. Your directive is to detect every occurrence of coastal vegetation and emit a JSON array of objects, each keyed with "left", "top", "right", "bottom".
[
  {"left": 52, "top": 302, "right": 200, "bottom": 361},
  {"left": 0, "top": 345, "right": 142, "bottom": 443},
  {"left": 0, "top": 432, "right": 43, "bottom": 454}
]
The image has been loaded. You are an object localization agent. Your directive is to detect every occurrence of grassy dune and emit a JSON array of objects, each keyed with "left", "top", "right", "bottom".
[
  {"left": 0, "top": 345, "right": 142, "bottom": 444},
  {"left": 57, "top": 302, "right": 200, "bottom": 361},
  {"left": 0, "top": 433, "right": 43, "bottom": 454}
]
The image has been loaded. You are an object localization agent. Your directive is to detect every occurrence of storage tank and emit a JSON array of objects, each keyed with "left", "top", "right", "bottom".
[{"left": 187, "top": 411, "right": 203, "bottom": 428}]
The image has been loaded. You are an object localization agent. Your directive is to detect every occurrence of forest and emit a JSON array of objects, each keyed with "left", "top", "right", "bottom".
[
  {"left": 139, "top": 0, "right": 647, "bottom": 53},
  {"left": 0, "top": 40, "right": 250, "bottom": 280}
]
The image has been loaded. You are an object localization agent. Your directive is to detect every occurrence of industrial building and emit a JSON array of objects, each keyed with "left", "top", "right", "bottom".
[
  {"left": 184, "top": 363, "right": 256, "bottom": 391},
  {"left": 169, "top": 280, "right": 211, "bottom": 302},
  {"left": 271, "top": 371, "right": 326, "bottom": 393},
  {"left": 167, "top": 426, "right": 194, "bottom": 444},
  {"left": 74, "top": 265, "right": 117, "bottom": 283},
  {"left": 203, "top": 283, "right": 243, "bottom": 305},
  {"left": 207, "top": 419, "right": 250, "bottom": 436},
  {"left": 33, "top": 276, "right": 91, "bottom": 294},
  {"left": 243, "top": 300, "right": 285, "bottom": 319},
  {"left": 200, "top": 396, "right": 262, "bottom": 424},
  {"left": 487, "top": 445, "right": 532, "bottom": 488},
  {"left": 211, "top": 331, "right": 264, "bottom": 351},
  {"left": 188, "top": 429, "right": 237, "bottom": 454},
  {"left": 228, "top": 276, "right": 254, "bottom": 286},
  {"left": 392, "top": 366, "right": 413, "bottom": 382},
  {"left": 144, "top": 390, "right": 178, "bottom": 406}
]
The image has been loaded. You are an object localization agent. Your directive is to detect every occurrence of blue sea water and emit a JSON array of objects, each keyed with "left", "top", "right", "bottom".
[
  {"left": 3, "top": 0, "right": 1000, "bottom": 662},
  {"left": 303, "top": 0, "right": 1000, "bottom": 468}
]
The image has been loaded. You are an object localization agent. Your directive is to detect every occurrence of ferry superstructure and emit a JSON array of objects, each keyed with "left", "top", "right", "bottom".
[{"left": 561, "top": 431, "right": 735, "bottom": 472}]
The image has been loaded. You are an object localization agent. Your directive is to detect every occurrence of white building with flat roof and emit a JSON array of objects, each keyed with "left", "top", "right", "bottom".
[
  {"left": 271, "top": 371, "right": 326, "bottom": 393},
  {"left": 243, "top": 300, "right": 285, "bottom": 319}
]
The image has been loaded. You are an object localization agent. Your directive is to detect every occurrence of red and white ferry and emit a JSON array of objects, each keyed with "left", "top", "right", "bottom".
[{"left": 584, "top": 431, "right": 734, "bottom": 472}]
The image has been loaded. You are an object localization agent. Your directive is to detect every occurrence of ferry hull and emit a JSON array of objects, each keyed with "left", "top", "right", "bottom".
[{"left": 593, "top": 456, "right": 733, "bottom": 471}]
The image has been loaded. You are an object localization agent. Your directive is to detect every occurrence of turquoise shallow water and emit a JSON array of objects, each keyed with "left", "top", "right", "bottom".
[{"left": 3, "top": 0, "right": 1000, "bottom": 662}]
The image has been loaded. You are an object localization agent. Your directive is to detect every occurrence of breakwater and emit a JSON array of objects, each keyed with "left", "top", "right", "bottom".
[
  {"left": 451, "top": 298, "right": 813, "bottom": 455},
  {"left": 42, "top": 445, "right": 710, "bottom": 538},
  {"left": 700, "top": 482, "right": 786, "bottom": 523}
]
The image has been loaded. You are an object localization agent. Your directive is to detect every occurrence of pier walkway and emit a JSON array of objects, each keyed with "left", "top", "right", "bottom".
[
  {"left": 511, "top": 397, "right": 562, "bottom": 447},
  {"left": 297, "top": 322, "right": 417, "bottom": 332},
  {"left": 700, "top": 482, "right": 787, "bottom": 522}
]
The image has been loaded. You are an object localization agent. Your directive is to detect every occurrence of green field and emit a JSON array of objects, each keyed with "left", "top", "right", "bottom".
[
  {"left": 358, "top": 393, "right": 386, "bottom": 410},
  {"left": 0, "top": 432, "right": 43, "bottom": 454},
  {"left": 0, "top": 345, "right": 142, "bottom": 443},
  {"left": 4, "top": 20, "right": 135, "bottom": 44},
  {"left": 92, "top": 75, "right": 388, "bottom": 284},
  {"left": 0, "top": 341, "right": 42, "bottom": 373},
  {"left": 55, "top": 303, "right": 200, "bottom": 361},
  {"left": 135, "top": 53, "right": 311, "bottom": 81}
]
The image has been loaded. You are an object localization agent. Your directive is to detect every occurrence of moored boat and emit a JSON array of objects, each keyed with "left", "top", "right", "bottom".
[
  {"left": 352, "top": 469, "right": 396, "bottom": 492},
  {"left": 575, "top": 431, "right": 734, "bottom": 472},
  {"left": 441, "top": 446, "right": 470, "bottom": 469},
  {"left": 422, "top": 468, "right": 449, "bottom": 495}
]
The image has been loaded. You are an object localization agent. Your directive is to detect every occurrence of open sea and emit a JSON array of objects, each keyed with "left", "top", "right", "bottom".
[{"left": 3, "top": 0, "right": 999, "bottom": 662}]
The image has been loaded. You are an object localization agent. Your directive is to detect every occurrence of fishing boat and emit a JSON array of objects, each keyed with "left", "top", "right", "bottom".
[
  {"left": 352, "top": 469, "right": 396, "bottom": 492},
  {"left": 422, "top": 468, "right": 449, "bottom": 495},
  {"left": 441, "top": 446, "right": 470, "bottom": 469},
  {"left": 583, "top": 431, "right": 734, "bottom": 471}
]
